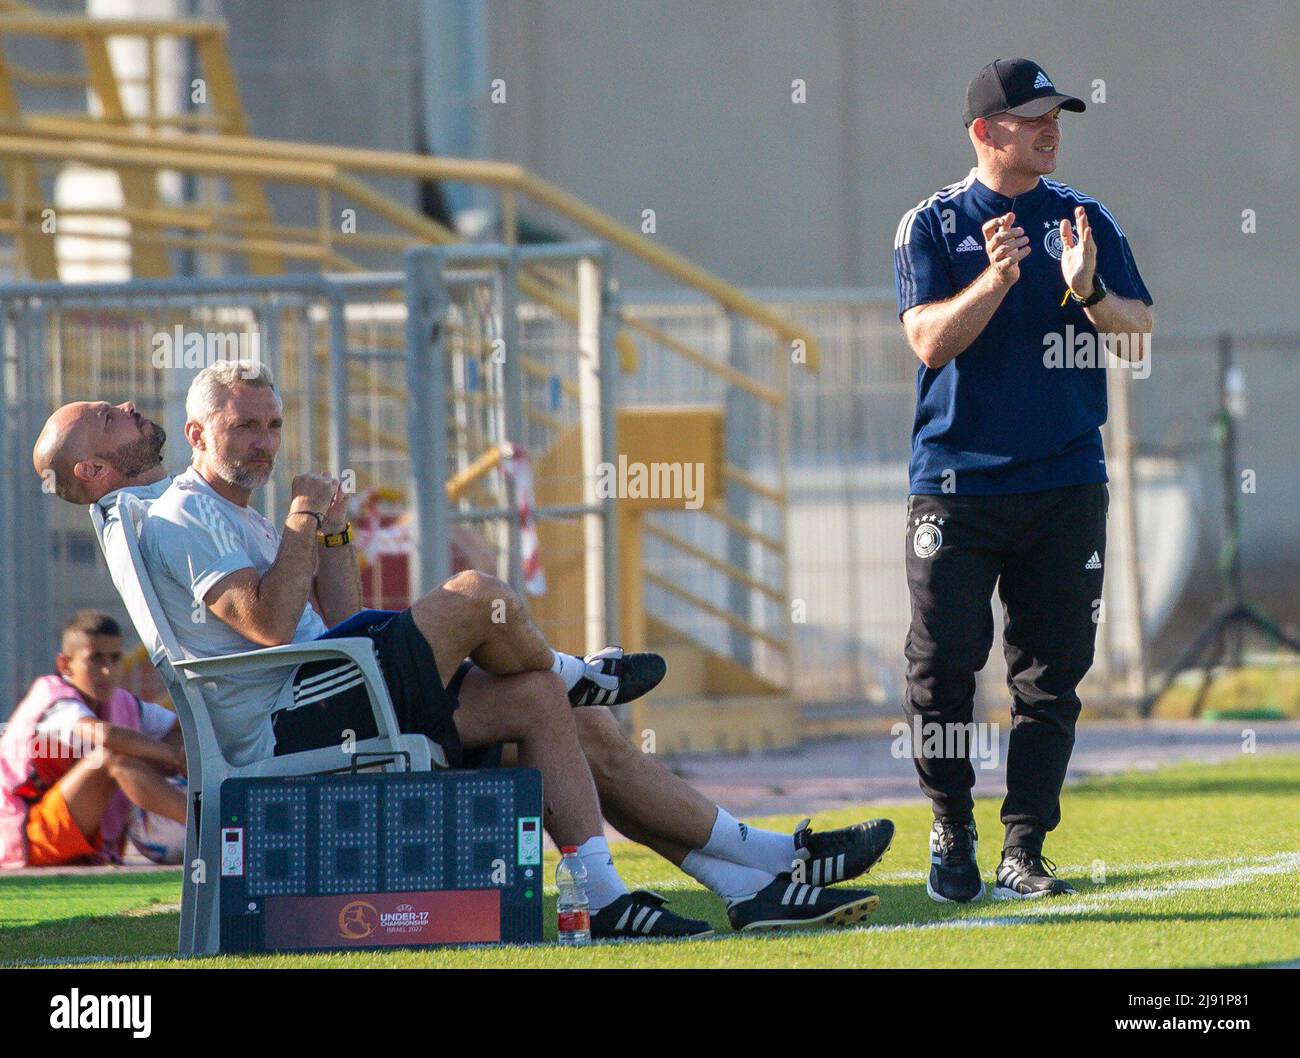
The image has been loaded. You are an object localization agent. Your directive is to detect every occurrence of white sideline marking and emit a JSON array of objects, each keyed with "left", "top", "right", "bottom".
[
  {"left": 5, "top": 953, "right": 175, "bottom": 967},
  {"left": 870, "top": 850, "right": 1300, "bottom": 883},
  {"left": 866, "top": 852, "right": 1300, "bottom": 935},
  {"left": 1013, "top": 853, "right": 1300, "bottom": 917}
]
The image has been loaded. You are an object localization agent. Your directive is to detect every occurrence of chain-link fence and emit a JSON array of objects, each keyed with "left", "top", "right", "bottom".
[
  {"left": 0, "top": 245, "right": 620, "bottom": 708},
  {"left": 3, "top": 267, "right": 1295, "bottom": 721},
  {"left": 620, "top": 291, "right": 1299, "bottom": 718}
]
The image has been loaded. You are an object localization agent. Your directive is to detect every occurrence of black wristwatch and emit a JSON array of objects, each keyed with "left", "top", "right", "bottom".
[{"left": 1072, "top": 271, "right": 1108, "bottom": 308}]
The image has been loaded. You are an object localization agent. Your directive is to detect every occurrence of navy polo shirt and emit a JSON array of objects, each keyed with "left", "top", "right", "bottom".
[{"left": 893, "top": 169, "right": 1152, "bottom": 495}]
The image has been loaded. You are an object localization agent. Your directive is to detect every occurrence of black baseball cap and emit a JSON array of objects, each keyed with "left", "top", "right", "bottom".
[{"left": 963, "top": 58, "right": 1085, "bottom": 127}]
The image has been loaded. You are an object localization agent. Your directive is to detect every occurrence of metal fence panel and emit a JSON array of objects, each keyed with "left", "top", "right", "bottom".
[{"left": 0, "top": 247, "right": 619, "bottom": 711}]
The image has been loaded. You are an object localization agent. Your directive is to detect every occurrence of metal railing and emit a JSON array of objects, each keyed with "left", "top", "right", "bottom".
[
  {"left": 0, "top": 10, "right": 811, "bottom": 691},
  {"left": 0, "top": 10, "right": 276, "bottom": 277},
  {"left": 617, "top": 290, "right": 1170, "bottom": 714},
  {"left": 0, "top": 242, "right": 623, "bottom": 706}
]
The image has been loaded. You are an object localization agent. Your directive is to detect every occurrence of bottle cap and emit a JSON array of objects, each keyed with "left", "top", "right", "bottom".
[{"left": 560, "top": 845, "right": 578, "bottom": 854}]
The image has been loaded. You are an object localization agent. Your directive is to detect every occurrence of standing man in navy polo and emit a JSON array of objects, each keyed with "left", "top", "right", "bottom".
[{"left": 892, "top": 59, "right": 1154, "bottom": 901}]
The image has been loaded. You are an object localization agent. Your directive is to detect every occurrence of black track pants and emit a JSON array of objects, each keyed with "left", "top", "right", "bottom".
[{"left": 902, "top": 483, "right": 1108, "bottom": 854}]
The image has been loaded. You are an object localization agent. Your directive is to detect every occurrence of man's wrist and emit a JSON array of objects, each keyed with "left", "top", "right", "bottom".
[
  {"left": 983, "top": 265, "right": 1014, "bottom": 294},
  {"left": 287, "top": 508, "right": 324, "bottom": 531},
  {"left": 1072, "top": 271, "right": 1108, "bottom": 307}
]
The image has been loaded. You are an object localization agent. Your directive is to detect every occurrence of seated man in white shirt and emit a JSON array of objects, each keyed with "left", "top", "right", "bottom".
[{"left": 32, "top": 369, "right": 890, "bottom": 935}]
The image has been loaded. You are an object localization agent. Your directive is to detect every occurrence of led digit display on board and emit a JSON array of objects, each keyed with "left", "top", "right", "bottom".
[
  {"left": 318, "top": 782, "right": 380, "bottom": 894},
  {"left": 383, "top": 778, "right": 445, "bottom": 891},
  {"left": 246, "top": 785, "right": 309, "bottom": 898},
  {"left": 220, "top": 768, "right": 542, "bottom": 951},
  {"left": 455, "top": 775, "right": 516, "bottom": 889}
]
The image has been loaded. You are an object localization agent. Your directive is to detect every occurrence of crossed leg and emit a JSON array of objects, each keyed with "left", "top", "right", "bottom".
[
  {"left": 454, "top": 665, "right": 722, "bottom": 864},
  {"left": 447, "top": 666, "right": 890, "bottom": 930},
  {"left": 450, "top": 666, "right": 605, "bottom": 849},
  {"left": 410, "top": 570, "right": 557, "bottom": 687}
]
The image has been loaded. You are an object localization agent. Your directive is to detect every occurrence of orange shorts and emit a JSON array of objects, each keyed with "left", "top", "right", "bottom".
[{"left": 24, "top": 785, "right": 101, "bottom": 866}]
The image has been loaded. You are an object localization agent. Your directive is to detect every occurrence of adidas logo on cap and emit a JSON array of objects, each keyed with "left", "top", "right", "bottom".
[
  {"left": 955, "top": 235, "right": 982, "bottom": 252},
  {"left": 1033, "top": 70, "right": 1053, "bottom": 90}
]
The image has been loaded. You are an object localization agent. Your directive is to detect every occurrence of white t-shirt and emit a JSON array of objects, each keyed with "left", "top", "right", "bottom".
[
  {"left": 93, "top": 477, "right": 174, "bottom": 662},
  {"left": 140, "top": 468, "right": 327, "bottom": 765}
]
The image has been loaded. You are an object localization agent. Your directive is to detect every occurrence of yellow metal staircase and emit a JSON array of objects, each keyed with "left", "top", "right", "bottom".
[{"left": 2, "top": 8, "right": 813, "bottom": 750}]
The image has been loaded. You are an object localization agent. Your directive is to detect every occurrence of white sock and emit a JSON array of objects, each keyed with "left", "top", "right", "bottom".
[
  {"left": 680, "top": 850, "right": 774, "bottom": 904},
  {"left": 576, "top": 835, "right": 629, "bottom": 912},
  {"left": 701, "top": 808, "right": 796, "bottom": 875},
  {"left": 551, "top": 649, "right": 587, "bottom": 692}
]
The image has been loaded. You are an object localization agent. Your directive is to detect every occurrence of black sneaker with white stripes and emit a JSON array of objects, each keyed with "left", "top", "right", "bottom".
[
  {"left": 589, "top": 890, "right": 714, "bottom": 939},
  {"left": 567, "top": 646, "right": 667, "bottom": 707},
  {"left": 791, "top": 817, "right": 894, "bottom": 886},
  {"left": 927, "top": 819, "right": 985, "bottom": 903},
  {"left": 993, "top": 848, "right": 1076, "bottom": 899},
  {"left": 726, "top": 872, "right": 880, "bottom": 932}
]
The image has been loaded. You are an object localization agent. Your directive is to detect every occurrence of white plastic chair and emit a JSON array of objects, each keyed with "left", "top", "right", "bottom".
[{"left": 92, "top": 491, "right": 446, "bottom": 956}]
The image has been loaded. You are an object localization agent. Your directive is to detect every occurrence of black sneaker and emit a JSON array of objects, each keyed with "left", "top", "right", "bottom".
[
  {"left": 791, "top": 817, "right": 894, "bottom": 885},
  {"left": 568, "top": 646, "right": 667, "bottom": 707},
  {"left": 927, "top": 820, "right": 984, "bottom": 903},
  {"left": 993, "top": 848, "right": 1076, "bottom": 900},
  {"left": 726, "top": 872, "right": 880, "bottom": 932},
  {"left": 589, "top": 890, "right": 714, "bottom": 939}
]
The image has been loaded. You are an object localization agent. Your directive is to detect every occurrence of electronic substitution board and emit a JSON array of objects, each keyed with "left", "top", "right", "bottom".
[{"left": 217, "top": 768, "right": 543, "bottom": 952}]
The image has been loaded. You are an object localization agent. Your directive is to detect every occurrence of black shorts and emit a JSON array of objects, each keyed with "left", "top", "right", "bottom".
[{"left": 272, "top": 608, "right": 486, "bottom": 767}]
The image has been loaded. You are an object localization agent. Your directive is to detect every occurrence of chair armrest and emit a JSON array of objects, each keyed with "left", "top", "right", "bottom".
[
  {"left": 174, "top": 638, "right": 404, "bottom": 745},
  {"left": 397, "top": 733, "right": 447, "bottom": 770},
  {"left": 232, "top": 735, "right": 445, "bottom": 778},
  {"left": 172, "top": 639, "right": 375, "bottom": 676}
]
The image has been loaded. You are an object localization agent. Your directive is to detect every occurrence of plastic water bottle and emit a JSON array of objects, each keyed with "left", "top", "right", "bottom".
[{"left": 556, "top": 846, "right": 591, "bottom": 945}]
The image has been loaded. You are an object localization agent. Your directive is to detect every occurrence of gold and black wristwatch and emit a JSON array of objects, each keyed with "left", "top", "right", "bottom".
[{"left": 318, "top": 522, "right": 352, "bottom": 548}]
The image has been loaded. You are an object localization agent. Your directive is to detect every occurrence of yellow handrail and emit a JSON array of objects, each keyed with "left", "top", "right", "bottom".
[
  {"left": 445, "top": 446, "right": 503, "bottom": 502},
  {"left": 643, "top": 520, "right": 785, "bottom": 603},
  {"left": 17, "top": 116, "right": 820, "bottom": 370},
  {"left": 0, "top": 15, "right": 226, "bottom": 37},
  {"left": 643, "top": 571, "right": 787, "bottom": 654}
]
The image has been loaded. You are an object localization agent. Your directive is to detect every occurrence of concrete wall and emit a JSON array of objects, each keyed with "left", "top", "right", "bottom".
[
  {"left": 215, "top": 0, "right": 1297, "bottom": 332},
  {"left": 219, "top": 0, "right": 426, "bottom": 269},
  {"left": 486, "top": 0, "right": 1299, "bottom": 334}
]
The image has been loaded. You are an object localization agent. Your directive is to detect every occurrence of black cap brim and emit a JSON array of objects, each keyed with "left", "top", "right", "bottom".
[{"left": 1005, "top": 94, "right": 1086, "bottom": 118}]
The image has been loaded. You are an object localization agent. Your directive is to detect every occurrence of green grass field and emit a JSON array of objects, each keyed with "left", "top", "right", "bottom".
[{"left": 3, "top": 754, "right": 1297, "bottom": 969}]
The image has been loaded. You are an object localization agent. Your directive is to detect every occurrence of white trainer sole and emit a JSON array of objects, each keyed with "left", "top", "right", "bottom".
[
  {"left": 992, "top": 884, "right": 1075, "bottom": 900},
  {"left": 926, "top": 877, "right": 985, "bottom": 903}
]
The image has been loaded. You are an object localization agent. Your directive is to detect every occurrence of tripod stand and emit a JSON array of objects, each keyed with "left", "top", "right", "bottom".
[{"left": 1140, "top": 333, "right": 1300, "bottom": 717}]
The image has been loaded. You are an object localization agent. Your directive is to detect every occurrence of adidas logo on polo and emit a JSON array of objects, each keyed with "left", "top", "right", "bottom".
[
  {"left": 1085, "top": 551, "right": 1102, "bottom": 570},
  {"left": 955, "top": 235, "right": 982, "bottom": 252},
  {"left": 1033, "top": 71, "right": 1053, "bottom": 90}
]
